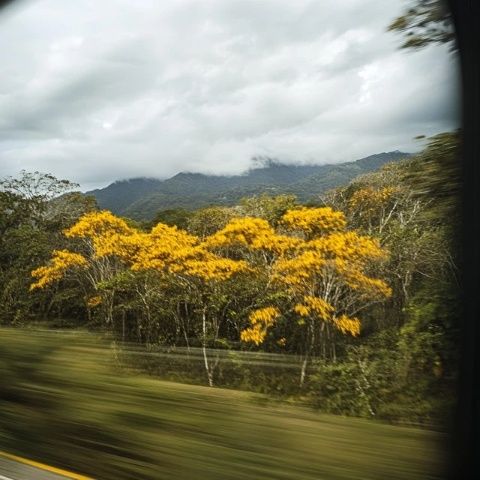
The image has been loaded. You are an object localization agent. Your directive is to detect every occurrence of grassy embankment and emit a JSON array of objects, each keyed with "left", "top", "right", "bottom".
[{"left": 0, "top": 329, "right": 447, "bottom": 480}]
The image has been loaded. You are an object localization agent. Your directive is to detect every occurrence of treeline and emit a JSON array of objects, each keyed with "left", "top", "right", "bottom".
[{"left": 0, "top": 132, "right": 460, "bottom": 426}]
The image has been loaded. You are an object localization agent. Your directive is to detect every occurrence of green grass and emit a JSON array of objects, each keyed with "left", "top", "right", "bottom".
[{"left": 0, "top": 329, "right": 447, "bottom": 479}]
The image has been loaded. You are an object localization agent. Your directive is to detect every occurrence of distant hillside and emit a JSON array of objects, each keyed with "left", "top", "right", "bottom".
[
  {"left": 86, "top": 152, "right": 410, "bottom": 220},
  {"left": 87, "top": 178, "right": 164, "bottom": 214}
]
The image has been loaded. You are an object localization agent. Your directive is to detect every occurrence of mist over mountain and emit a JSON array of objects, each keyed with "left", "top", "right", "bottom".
[{"left": 86, "top": 152, "right": 410, "bottom": 220}]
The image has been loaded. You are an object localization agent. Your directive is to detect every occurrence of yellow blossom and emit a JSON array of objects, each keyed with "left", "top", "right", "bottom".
[
  {"left": 240, "top": 307, "right": 280, "bottom": 345},
  {"left": 333, "top": 314, "right": 361, "bottom": 336},
  {"left": 30, "top": 250, "right": 88, "bottom": 290},
  {"left": 281, "top": 207, "right": 346, "bottom": 236}
]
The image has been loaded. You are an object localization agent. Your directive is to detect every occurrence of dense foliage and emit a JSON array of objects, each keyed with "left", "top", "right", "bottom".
[{"left": 0, "top": 133, "right": 459, "bottom": 426}]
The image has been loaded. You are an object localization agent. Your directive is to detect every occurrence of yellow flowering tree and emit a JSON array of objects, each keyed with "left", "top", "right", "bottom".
[
  {"left": 31, "top": 210, "right": 249, "bottom": 385},
  {"left": 30, "top": 211, "right": 140, "bottom": 325},
  {"left": 273, "top": 227, "right": 391, "bottom": 385},
  {"left": 322, "top": 162, "right": 440, "bottom": 320},
  {"left": 203, "top": 216, "right": 299, "bottom": 348},
  {"left": 31, "top": 207, "right": 390, "bottom": 387},
  {"left": 210, "top": 207, "right": 391, "bottom": 385},
  {"left": 130, "top": 223, "right": 249, "bottom": 386}
]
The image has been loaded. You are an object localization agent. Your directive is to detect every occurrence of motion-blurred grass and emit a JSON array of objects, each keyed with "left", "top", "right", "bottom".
[{"left": 0, "top": 329, "right": 447, "bottom": 480}]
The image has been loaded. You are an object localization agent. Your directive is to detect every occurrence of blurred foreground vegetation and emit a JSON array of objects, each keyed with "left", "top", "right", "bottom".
[{"left": 0, "top": 329, "right": 447, "bottom": 480}]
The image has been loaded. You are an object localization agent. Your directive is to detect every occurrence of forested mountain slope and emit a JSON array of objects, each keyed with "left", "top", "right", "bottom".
[{"left": 87, "top": 151, "right": 409, "bottom": 219}]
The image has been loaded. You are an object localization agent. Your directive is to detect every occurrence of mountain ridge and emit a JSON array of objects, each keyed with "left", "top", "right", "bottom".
[{"left": 86, "top": 151, "right": 410, "bottom": 220}]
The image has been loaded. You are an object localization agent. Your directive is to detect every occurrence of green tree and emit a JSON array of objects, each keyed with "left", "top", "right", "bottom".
[
  {"left": 148, "top": 208, "right": 193, "bottom": 230},
  {"left": 239, "top": 194, "right": 298, "bottom": 227},
  {"left": 0, "top": 171, "right": 95, "bottom": 325},
  {"left": 187, "top": 206, "right": 237, "bottom": 238}
]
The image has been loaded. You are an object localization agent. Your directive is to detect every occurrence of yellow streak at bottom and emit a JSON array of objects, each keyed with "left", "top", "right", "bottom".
[{"left": 0, "top": 451, "right": 93, "bottom": 480}]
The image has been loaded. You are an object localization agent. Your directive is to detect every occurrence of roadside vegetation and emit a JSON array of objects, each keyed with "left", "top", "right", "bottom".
[{"left": 0, "top": 329, "right": 447, "bottom": 480}]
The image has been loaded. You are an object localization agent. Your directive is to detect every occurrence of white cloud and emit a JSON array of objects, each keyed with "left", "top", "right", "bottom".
[{"left": 0, "top": 0, "right": 460, "bottom": 191}]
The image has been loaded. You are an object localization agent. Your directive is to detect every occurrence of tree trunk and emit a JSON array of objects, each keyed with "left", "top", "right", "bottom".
[
  {"left": 122, "top": 310, "right": 126, "bottom": 343},
  {"left": 202, "top": 307, "right": 214, "bottom": 387},
  {"left": 299, "top": 319, "right": 316, "bottom": 388},
  {"left": 299, "top": 356, "right": 308, "bottom": 388}
]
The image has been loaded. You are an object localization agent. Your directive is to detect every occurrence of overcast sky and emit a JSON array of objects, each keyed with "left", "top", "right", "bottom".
[{"left": 0, "top": 0, "right": 460, "bottom": 191}]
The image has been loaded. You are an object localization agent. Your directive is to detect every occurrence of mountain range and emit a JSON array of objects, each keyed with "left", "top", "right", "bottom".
[{"left": 86, "top": 151, "right": 410, "bottom": 220}]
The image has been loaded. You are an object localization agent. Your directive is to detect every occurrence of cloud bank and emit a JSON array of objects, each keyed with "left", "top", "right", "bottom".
[{"left": 0, "top": 0, "right": 460, "bottom": 190}]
